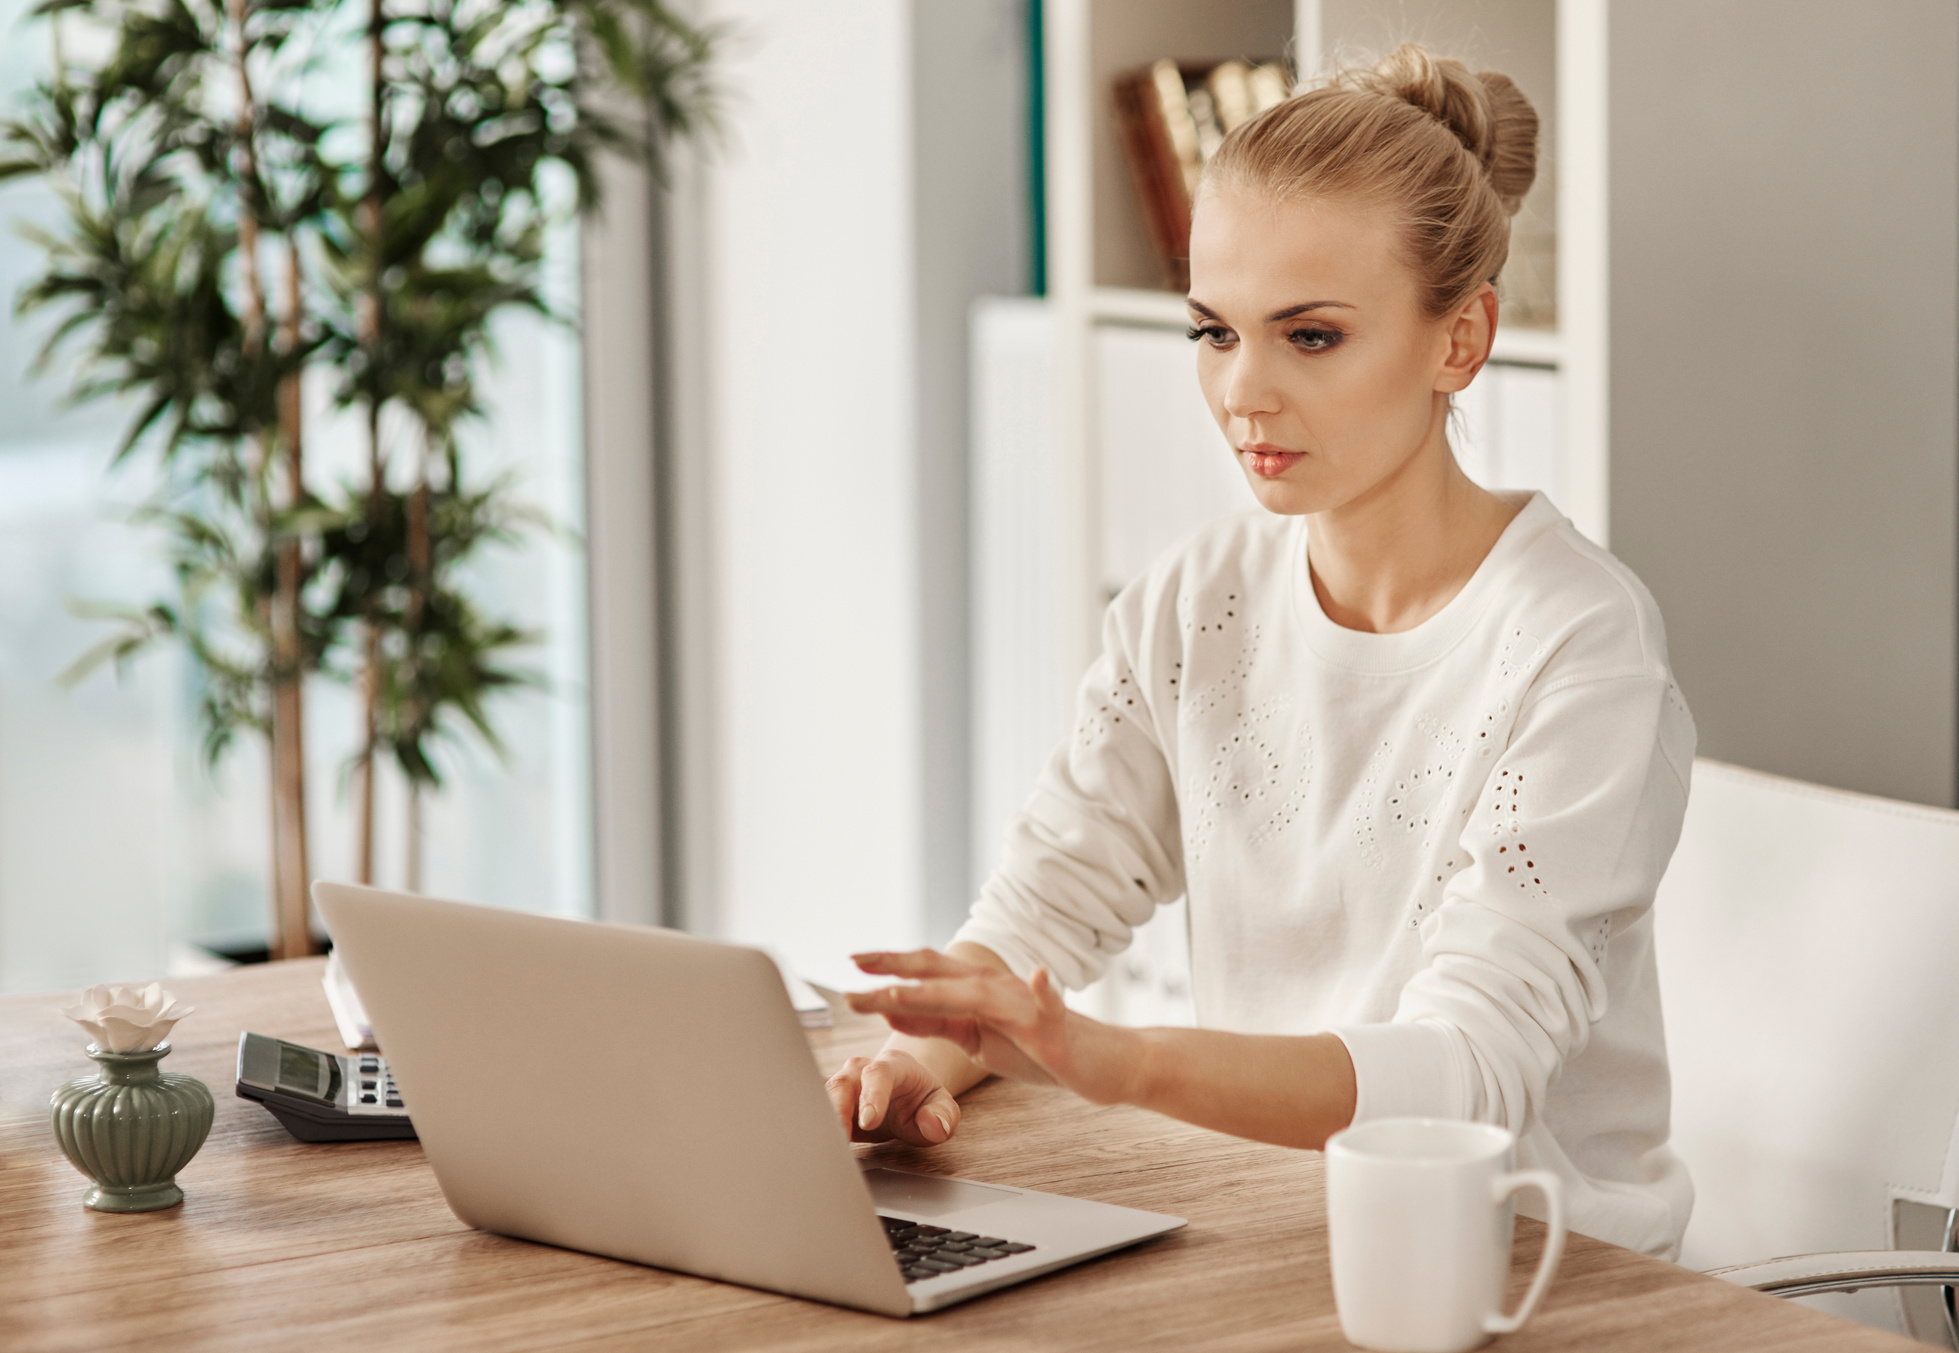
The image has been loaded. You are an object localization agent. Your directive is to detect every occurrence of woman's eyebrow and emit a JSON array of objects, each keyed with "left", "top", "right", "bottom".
[
  {"left": 1184, "top": 299, "right": 1355, "bottom": 323},
  {"left": 1267, "top": 300, "right": 1354, "bottom": 321}
]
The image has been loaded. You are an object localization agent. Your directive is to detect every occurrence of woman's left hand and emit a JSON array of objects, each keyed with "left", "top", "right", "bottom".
[{"left": 846, "top": 949, "right": 1143, "bottom": 1107}]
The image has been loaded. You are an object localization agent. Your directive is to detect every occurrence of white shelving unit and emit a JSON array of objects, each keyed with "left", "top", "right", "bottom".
[{"left": 971, "top": 0, "right": 1607, "bottom": 1024}]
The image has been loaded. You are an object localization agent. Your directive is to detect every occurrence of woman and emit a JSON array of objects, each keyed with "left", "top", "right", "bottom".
[{"left": 830, "top": 45, "right": 1695, "bottom": 1259}]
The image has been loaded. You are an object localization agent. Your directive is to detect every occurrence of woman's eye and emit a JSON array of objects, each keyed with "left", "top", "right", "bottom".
[
  {"left": 1185, "top": 324, "right": 1234, "bottom": 347},
  {"left": 1290, "top": 327, "right": 1342, "bottom": 352}
]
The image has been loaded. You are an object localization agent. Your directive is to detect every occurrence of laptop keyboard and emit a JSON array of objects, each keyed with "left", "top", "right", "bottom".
[{"left": 881, "top": 1215, "right": 1036, "bottom": 1283}]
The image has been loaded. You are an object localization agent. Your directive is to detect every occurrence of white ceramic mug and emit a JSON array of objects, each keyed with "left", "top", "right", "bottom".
[{"left": 1324, "top": 1118, "right": 1567, "bottom": 1353}]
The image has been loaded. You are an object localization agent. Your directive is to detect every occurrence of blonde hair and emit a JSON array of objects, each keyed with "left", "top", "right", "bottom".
[{"left": 1205, "top": 44, "right": 1539, "bottom": 321}]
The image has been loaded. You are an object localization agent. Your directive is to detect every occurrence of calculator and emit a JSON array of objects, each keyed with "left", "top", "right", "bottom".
[{"left": 235, "top": 1031, "right": 417, "bottom": 1142}]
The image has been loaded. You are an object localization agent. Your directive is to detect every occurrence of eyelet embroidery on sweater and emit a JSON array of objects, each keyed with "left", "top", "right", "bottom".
[
  {"left": 1183, "top": 696, "right": 1307, "bottom": 863},
  {"left": 1497, "top": 627, "right": 1545, "bottom": 685},
  {"left": 1357, "top": 718, "right": 1463, "bottom": 867},
  {"left": 1490, "top": 770, "right": 1528, "bottom": 837},
  {"left": 1489, "top": 772, "right": 1558, "bottom": 915},
  {"left": 1354, "top": 739, "right": 1394, "bottom": 868},
  {"left": 1075, "top": 661, "right": 1139, "bottom": 751},
  {"left": 1247, "top": 723, "right": 1315, "bottom": 848},
  {"left": 1178, "top": 621, "right": 1262, "bottom": 728},
  {"left": 1587, "top": 915, "right": 1612, "bottom": 960},
  {"left": 1179, "top": 589, "right": 1241, "bottom": 641}
]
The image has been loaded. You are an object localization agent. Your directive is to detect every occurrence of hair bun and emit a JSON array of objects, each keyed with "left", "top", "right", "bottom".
[{"left": 1344, "top": 43, "right": 1538, "bottom": 214}]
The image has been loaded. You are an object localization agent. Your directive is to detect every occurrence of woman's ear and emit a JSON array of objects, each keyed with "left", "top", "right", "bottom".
[{"left": 1434, "top": 282, "right": 1498, "bottom": 394}]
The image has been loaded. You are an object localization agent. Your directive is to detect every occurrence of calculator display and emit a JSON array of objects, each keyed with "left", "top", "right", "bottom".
[
  {"left": 276, "top": 1043, "right": 334, "bottom": 1100},
  {"left": 236, "top": 1032, "right": 413, "bottom": 1142}
]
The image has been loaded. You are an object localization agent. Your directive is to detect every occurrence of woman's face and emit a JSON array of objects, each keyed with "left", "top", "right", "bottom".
[{"left": 1186, "top": 185, "right": 1488, "bottom": 517}]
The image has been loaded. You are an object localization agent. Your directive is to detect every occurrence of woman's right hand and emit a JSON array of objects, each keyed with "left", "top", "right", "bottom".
[{"left": 825, "top": 1047, "right": 962, "bottom": 1146}]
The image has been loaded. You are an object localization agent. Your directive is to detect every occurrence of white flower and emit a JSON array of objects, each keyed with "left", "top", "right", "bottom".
[{"left": 58, "top": 982, "right": 195, "bottom": 1053}]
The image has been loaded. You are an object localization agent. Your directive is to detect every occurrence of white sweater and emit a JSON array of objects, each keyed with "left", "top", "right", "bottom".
[{"left": 955, "top": 493, "right": 1696, "bottom": 1257}]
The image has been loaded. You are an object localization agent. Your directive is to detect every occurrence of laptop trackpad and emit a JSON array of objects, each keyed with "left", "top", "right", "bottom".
[{"left": 863, "top": 1167, "right": 1018, "bottom": 1219}]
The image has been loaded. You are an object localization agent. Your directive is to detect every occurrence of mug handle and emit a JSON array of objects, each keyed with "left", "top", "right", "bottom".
[{"left": 1483, "top": 1168, "right": 1567, "bottom": 1335}]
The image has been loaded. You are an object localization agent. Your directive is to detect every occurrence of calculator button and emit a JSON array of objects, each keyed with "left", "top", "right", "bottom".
[
  {"left": 360, "top": 1093, "right": 378, "bottom": 1104},
  {"left": 385, "top": 1096, "right": 404, "bottom": 1109}
]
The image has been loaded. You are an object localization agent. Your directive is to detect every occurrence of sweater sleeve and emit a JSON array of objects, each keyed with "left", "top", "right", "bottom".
[
  {"left": 1332, "top": 669, "right": 1693, "bottom": 1136},
  {"left": 952, "top": 589, "right": 1186, "bottom": 990}
]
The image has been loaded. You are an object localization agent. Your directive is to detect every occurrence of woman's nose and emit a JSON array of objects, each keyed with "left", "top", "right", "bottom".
[{"left": 1221, "top": 348, "right": 1283, "bottom": 422}]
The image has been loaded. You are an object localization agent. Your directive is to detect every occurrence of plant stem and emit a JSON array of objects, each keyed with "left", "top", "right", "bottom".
[
  {"left": 229, "top": 0, "right": 310, "bottom": 959},
  {"left": 402, "top": 431, "right": 430, "bottom": 890},
  {"left": 272, "top": 236, "right": 313, "bottom": 959},
  {"left": 354, "top": 0, "right": 385, "bottom": 887}
]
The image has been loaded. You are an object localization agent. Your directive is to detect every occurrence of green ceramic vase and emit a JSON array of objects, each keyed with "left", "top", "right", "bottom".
[{"left": 49, "top": 1043, "right": 214, "bottom": 1213}]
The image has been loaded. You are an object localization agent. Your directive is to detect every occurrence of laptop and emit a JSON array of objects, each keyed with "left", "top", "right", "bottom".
[{"left": 313, "top": 882, "right": 1186, "bottom": 1317}]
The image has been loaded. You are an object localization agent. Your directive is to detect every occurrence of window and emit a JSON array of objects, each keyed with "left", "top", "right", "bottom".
[{"left": 0, "top": 1, "right": 592, "bottom": 993}]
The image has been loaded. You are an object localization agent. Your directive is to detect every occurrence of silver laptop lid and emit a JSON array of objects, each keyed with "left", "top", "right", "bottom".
[{"left": 313, "top": 882, "right": 911, "bottom": 1317}]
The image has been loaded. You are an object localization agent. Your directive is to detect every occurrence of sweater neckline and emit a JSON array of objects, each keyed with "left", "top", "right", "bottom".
[{"left": 1290, "top": 491, "right": 1557, "bottom": 674}]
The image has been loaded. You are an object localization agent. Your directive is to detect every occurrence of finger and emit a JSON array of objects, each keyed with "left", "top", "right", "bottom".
[
  {"left": 850, "top": 982, "right": 1020, "bottom": 1024},
  {"left": 916, "top": 1086, "right": 960, "bottom": 1144},
  {"left": 851, "top": 948, "right": 984, "bottom": 980},
  {"left": 845, "top": 987, "right": 903, "bottom": 1016},
  {"left": 857, "top": 1057, "right": 893, "bottom": 1132},
  {"left": 853, "top": 975, "right": 1039, "bottom": 1025},
  {"left": 825, "top": 1057, "right": 866, "bottom": 1133}
]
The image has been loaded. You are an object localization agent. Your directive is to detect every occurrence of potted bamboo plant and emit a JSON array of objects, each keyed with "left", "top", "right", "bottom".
[{"left": 2, "top": 0, "right": 715, "bottom": 957}]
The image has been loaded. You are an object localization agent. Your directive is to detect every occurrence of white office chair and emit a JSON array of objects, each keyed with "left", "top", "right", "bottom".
[{"left": 1655, "top": 759, "right": 1959, "bottom": 1342}]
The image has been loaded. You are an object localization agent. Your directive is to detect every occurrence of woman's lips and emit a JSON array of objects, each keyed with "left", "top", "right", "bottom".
[{"left": 1242, "top": 446, "right": 1305, "bottom": 478}]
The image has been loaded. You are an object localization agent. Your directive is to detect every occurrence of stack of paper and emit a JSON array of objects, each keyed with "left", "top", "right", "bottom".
[
  {"left": 769, "top": 953, "right": 834, "bottom": 1028},
  {"left": 322, "top": 950, "right": 378, "bottom": 1051}
]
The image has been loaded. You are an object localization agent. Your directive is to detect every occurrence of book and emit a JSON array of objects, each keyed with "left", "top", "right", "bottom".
[{"left": 1113, "top": 58, "right": 1294, "bottom": 290}]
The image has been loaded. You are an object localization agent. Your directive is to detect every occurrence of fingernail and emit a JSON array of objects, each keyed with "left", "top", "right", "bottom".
[
  {"left": 859, "top": 1104, "right": 875, "bottom": 1128},
  {"left": 924, "top": 1110, "right": 947, "bottom": 1141}
]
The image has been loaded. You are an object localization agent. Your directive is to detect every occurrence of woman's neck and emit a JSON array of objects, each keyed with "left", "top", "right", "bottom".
[{"left": 1307, "top": 417, "right": 1523, "bottom": 635}]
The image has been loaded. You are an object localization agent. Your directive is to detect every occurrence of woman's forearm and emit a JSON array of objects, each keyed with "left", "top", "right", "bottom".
[
  {"left": 1125, "top": 1026, "right": 1358, "bottom": 1151},
  {"left": 853, "top": 944, "right": 1357, "bottom": 1148}
]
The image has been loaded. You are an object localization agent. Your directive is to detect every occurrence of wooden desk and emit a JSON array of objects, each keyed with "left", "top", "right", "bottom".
[{"left": 0, "top": 961, "right": 1917, "bottom": 1352}]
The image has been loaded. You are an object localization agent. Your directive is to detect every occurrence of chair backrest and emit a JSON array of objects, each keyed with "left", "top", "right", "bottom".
[{"left": 1656, "top": 759, "right": 1959, "bottom": 1334}]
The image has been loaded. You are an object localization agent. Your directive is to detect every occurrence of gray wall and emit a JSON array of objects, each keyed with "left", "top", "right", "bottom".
[{"left": 1608, "top": 0, "right": 1959, "bottom": 807}]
